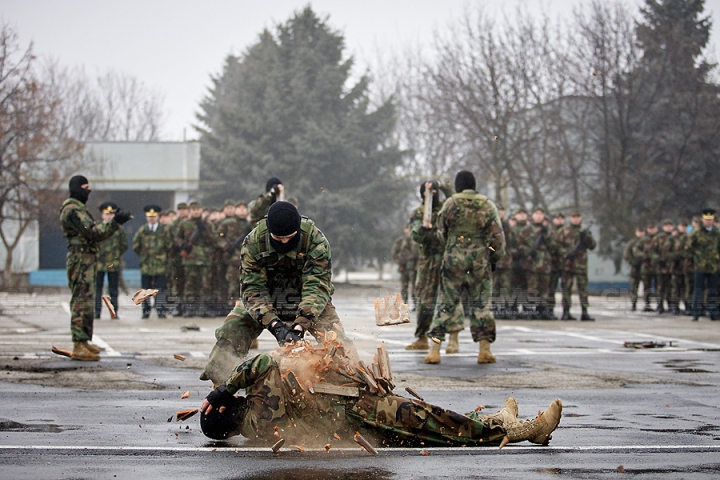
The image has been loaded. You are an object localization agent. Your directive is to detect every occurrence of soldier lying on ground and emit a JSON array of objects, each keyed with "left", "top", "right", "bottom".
[{"left": 199, "top": 337, "right": 562, "bottom": 449}]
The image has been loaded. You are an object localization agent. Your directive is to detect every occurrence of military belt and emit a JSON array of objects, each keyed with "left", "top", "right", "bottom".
[
  {"left": 448, "top": 234, "right": 485, "bottom": 245},
  {"left": 67, "top": 245, "right": 96, "bottom": 254}
]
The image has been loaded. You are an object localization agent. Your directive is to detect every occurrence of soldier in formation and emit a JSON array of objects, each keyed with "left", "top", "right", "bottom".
[
  {"left": 555, "top": 210, "right": 597, "bottom": 321},
  {"left": 94, "top": 202, "right": 128, "bottom": 319},
  {"left": 391, "top": 224, "right": 418, "bottom": 310},
  {"left": 623, "top": 226, "right": 646, "bottom": 311},
  {"left": 686, "top": 208, "right": 720, "bottom": 321},
  {"left": 133, "top": 204, "right": 170, "bottom": 319}
]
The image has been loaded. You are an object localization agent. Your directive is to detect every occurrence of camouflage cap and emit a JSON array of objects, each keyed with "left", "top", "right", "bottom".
[
  {"left": 99, "top": 202, "right": 118, "bottom": 214},
  {"left": 553, "top": 212, "right": 565, "bottom": 218},
  {"left": 570, "top": 209, "right": 582, "bottom": 217},
  {"left": 235, "top": 201, "right": 247, "bottom": 208},
  {"left": 189, "top": 201, "right": 202, "bottom": 209},
  {"left": 532, "top": 206, "right": 545, "bottom": 213},
  {"left": 224, "top": 199, "right": 236, "bottom": 207},
  {"left": 662, "top": 218, "right": 674, "bottom": 225},
  {"left": 678, "top": 219, "right": 689, "bottom": 226},
  {"left": 176, "top": 202, "right": 188, "bottom": 210},
  {"left": 646, "top": 221, "right": 657, "bottom": 228},
  {"left": 515, "top": 207, "right": 528, "bottom": 214},
  {"left": 495, "top": 202, "right": 505, "bottom": 210}
]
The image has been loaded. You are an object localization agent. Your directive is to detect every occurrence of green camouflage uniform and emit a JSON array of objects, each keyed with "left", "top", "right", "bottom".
[
  {"left": 681, "top": 233, "right": 695, "bottom": 310},
  {"left": 623, "top": 237, "right": 643, "bottom": 307},
  {"left": 509, "top": 220, "right": 529, "bottom": 315},
  {"left": 209, "top": 219, "right": 227, "bottom": 313},
  {"left": 202, "top": 217, "right": 355, "bottom": 385},
  {"left": 175, "top": 217, "right": 214, "bottom": 315},
  {"left": 429, "top": 190, "right": 505, "bottom": 342},
  {"left": 218, "top": 216, "right": 253, "bottom": 307},
  {"left": 133, "top": 222, "right": 170, "bottom": 315},
  {"left": 166, "top": 217, "right": 186, "bottom": 311},
  {"left": 492, "top": 220, "right": 514, "bottom": 317},
  {"left": 95, "top": 225, "right": 128, "bottom": 317},
  {"left": 515, "top": 222, "right": 556, "bottom": 316},
  {"left": 218, "top": 353, "right": 505, "bottom": 447},
  {"left": 409, "top": 182, "right": 455, "bottom": 339},
  {"left": 655, "top": 231, "right": 674, "bottom": 311},
  {"left": 669, "top": 233, "right": 686, "bottom": 312},
  {"left": 639, "top": 233, "right": 659, "bottom": 309},
  {"left": 548, "top": 225, "right": 563, "bottom": 311},
  {"left": 249, "top": 192, "right": 275, "bottom": 227},
  {"left": 685, "top": 225, "right": 720, "bottom": 319},
  {"left": 391, "top": 233, "right": 419, "bottom": 307},
  {"left": 60, "top": 198, "right": 119, "bottom": 342},
  {"left": 555, "top": 224, "right": 596, "bottom": 310}
]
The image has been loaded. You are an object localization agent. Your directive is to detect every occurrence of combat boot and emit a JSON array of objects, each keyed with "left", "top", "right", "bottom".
[
  {"left": 85, "top": 342, "right": 101, "bottom": 354},
  {"left": 580, "top": 307, "right": 594, "bottom": 321},
  {"left": 405, "top": 335, "right": 429, "bottom": 351},
  {"left": 642, "top": 303, "right": 654, "bottom": 312},
  {"left": 477, "top": 339, "right": 496, "bottom": 364},
  {"left": 479, "top": 397, "right": 518, "bottom": 426},
  {"left": 424, "top": 340, "right": 441, "bottom": 364},
  {"left": 503, "top": 399, "right": 562, "bottom": 446},
  {"left": 446, "top": 332, "right": 460, "bottom": 354},
  {"left": 72, "top": 341, "right": 100, "bottom": 361},
  {"left": 631, "top": 301, "right": 636, "bottom": 312},
  {"left": 560, "top": 308, "right": 575, "bottom": 320}
]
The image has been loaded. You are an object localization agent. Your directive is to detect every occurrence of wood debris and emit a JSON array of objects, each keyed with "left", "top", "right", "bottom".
[
  {"left": 405, "top": 386, "right": 424, "bottom": 402},
  {"left": 374, "top": 293, "right": 410, "bottom": 326},
  {"left": 271, "top": 438, "right": 285, "bottom": 453},
  {"left": 291, "top": 445, "right": 306, "bottom": 453},
  {"left": 324, "top": 443, "right": 331, "bottom": 452},
  {"left": 333, "top": 433, "right": 341, "bottom": 441},
  {"left": 181, "top": 390, "right": 191, "bottom": 399},
  {"left": 51, "top": 346, "right": 72, "bottom": 358},
  {"left": 174, "top": 353, "right": 186, "bottom": 361},
  {"left": 176, "top": 408, "right": 198, "bottom": 421},
  {"left": 101, "top": 296, "right": 117, "bottom": 318},
  {"left": 353, "top": 432, "right": 377, "bottom": 456},
  {"left": 132, "top": 289, "right": 159, "bottom": 305}
]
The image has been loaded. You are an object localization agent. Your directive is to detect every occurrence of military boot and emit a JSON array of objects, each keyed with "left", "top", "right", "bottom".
[
  {"left": 477, "top": 339, "right": 496, "bottom": 364},
  {"left": 446, "top": 332, "right": 460, "bottom": 354},
  {"left": 631, "top": 301, "right": 637, "bottom": 312},
  {"left": 72, "top": 341, "right": 100, "bottom": 361},
  {"left": 479, "top": 397, "right": 518, "bottom": 426},
  {"left": 642, "top": 303, "right": 654, "bottom": 312},
  {"left": 580, "top": 307, "right": 594, "bottom": 321},
  {"left": 85, "top": 342, "right": 101, "bottom": 354},
  {"left": 503, "top": 399, "right": 562, "bottom": 445},
  {"left": 405, "top": 335, "right": 429, "bottom": 351},
  {"left": 424, "top": 340, "right": 441, "bottom": 364},
  {"left": 561, "top": 308, "right": 575, "bottom": 320},
  {"left": 171, "top": 303, "right": 184, "bottom": 317}
]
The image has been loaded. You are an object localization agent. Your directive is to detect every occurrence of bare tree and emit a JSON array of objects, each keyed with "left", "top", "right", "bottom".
[{"left": 0, "top": 24, "right": 84, "bottom": 287}]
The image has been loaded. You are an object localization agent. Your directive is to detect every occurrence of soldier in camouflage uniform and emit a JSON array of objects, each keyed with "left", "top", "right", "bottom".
[
  {"left": 509, "top": 209, "right": 530, "bottom": 318},
  {"left": 218, "top": 201, "right": 253, "bottom": 311},
  {"left": 249, "top": 177, "right": 283, "bottom": 227},
  {"left": 94, "top": 202, "right": 128, "bottom": 319},
  {"left": 654, "top": 220, "right": 676, "bottom": 314},
  {"left": 199, "top": 350, "right": 562, "bottom": 448},
  {"left": 491, "top": 204, "right": 513, "bottom": 319},
  {"left": 669, "top": 221, "right": 687, "bottom": 315},
  {"left": 133, "top": 205, "right": 170, "bottom": 319},
  {"left": 60, "top": 175, "right": 131, "bottom": 360},
  {"left": 639, "top": 223, "right": 660, "bottom": 312},
  {"left": 405, "top": 180, "right": 455, "bottom": 351},
  {"left": 391, "top": 225, "right": 419, "bottom": 308},
  {"left": 686, "top": 208, "right": 720, "bottom": 321},
  {"left": 175, "top": 201, "right": 214, "bottom": 317},
  {"left": 555, "top": 210, "right": 597, "bottom": 321},
  {"left": 681, "top": 219, "right": 697, "bottom": 314},
  {"left": 167, "top": 202, "right": 189, "bottom": 316},
  {"left": 548, "top": 213, "right": 566, "bottom": 314},
  {"left": 426, "top": 171, "right": 505, "bottom": 365},
  {"left": 200, "top": 202, "right": 356, "bottom": 386},
  {"left": 623, "top": 227, "right": 646, "bottom": 311}
]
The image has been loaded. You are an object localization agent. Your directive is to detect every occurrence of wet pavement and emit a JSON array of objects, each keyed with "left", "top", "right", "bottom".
[{"left": 1, "top": 283, "right": 719, "bottom": 478}]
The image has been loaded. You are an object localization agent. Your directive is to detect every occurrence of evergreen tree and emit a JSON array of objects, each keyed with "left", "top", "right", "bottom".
[{"left": 197, "top": 7, "right": 406, "bottom": 270}]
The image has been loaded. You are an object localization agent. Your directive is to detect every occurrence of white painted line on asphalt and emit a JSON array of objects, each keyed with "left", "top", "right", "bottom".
[
  {"left": 91, "top": 336, "right": 121, "bottom": 357},
  {"left": 61, "top": 302, "right": 70, "bottom": 314},
  {"left": 386, "top": 348, "right": 703, "bottom": 357},
  {"left": 189, "top": 351, "right": 207, "bottom": 357}
]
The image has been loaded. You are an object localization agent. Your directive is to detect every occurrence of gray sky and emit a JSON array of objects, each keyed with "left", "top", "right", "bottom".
[{"left": 2, "top": 0, "right": 719, "bottom": 140}]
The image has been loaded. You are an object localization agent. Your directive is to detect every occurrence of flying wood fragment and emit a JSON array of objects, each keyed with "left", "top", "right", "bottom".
[
  {"left": 272, "top": 438, "right": 285, "bottom": 453},
  {"left": 174, "top": 353, "right": 186, "bottom": 361},
  {"left": 132, "top": 288, "right": 159, "bottom": 305},
  {"left": 324, "top": 443, "right": 331, "bottom": 452},
  {"left": 291, "top": 445, "right": 306, "bottom": 453},
  {"left": 353, "top": 432, "right": 377, "bottom": 456},
  {"left": 101, "top": 295, "right": 117, "bottom": 318},
  {"left": 176, "top": 408, "right": 198, "bottom": 421},
  {"left": 51, "top": 346, "right": 73, "bottom": 358},
  {"left": 405, "top": 386, "right": 424, "bottom": 401},
  {"left": 181, "top": 390, "right": 191, "bottom": 399}
]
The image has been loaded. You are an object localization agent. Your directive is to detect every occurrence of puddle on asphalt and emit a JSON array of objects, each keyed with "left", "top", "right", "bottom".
[
  {"left": 232, "top": 468, "right": 393, "bottom": 480},
  {"left": 655, "top": 359, "right": 715, "bottom": 374},
  {"left": 0, "top": 418, "right": 63, "bottom": 433}
]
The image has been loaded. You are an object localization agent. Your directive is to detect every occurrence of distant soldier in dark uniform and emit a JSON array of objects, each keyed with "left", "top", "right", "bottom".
[
  {"left": 391, "top": 225, "right": 418, "bottom": 309},
  {"left": 686, "top": 208, "right": 720, "bottom": 321},
  {"left": 94, "top": 202, "right": 128, "bottom": 319},
  {"left": 516, "top": 207, "right": 556, "bottom": 320},
  {"left": 249, "top": 177, "right": 283, "bottom": 227},
  {"left": 548, "top": 213, "right": 565, "bottom": 314},
  {"left": 167, "top": 202, "right": 189, "bottom": 316},
  {"left": 175, "top": 201, "right": 214, "bottom": 317},
  {"left": 623, "top": 226, "right": 646, "bottom": 311},
  {"left": 510, "top": 209, "right": 529, "bottom": 318},
  {"left": 492, "top": 204, "right": 513, "bottom": 319},
  {"left": 133, "top": 204, "right": 170, "bottom": 319},
  {"left": 60, "top": 175, "right": 131, "bottom": 360},
  {"left": 655, "top": 219, "right": 676, "bottom": 314},
  {"left": 218, "top": 201, "right": 252, "bottom": 311},
  {"left": 681, "top": 219, "right": 698, "bottom": 314},
  {"left": 555, "top": 210, "right": 597, "bottom": 321},
  {"left": 640, "top": 222, "right": 660, "bottom": 312}
]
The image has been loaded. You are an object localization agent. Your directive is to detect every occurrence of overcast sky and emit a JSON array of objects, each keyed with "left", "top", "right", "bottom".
[{"left": 2, "top": 0, "right": 719, "bottom": 141}]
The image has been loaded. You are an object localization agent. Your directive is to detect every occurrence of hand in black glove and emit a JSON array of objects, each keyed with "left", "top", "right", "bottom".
[
  {"left": 195, "top": 218, "right": 206, "bottom": 232},
  {"left": 114, "top": 209, "right": 132, "bottom": 225},
  {"left": 201, "top": 385, "right": 235, "bottom": 414},
  {"left": 529, "top": 250, "right": 537, "bottom": 260},
  {"left": 540, "top": 226, "right": 548, "bottom": 235},
  {"left": 566, "top": 253, "right": 575, "bottom": 262},
  {"left": 659, "top": 260, "right": 666, "bottom": 269},
  {"left": 284, "top": 324, "right": 305, "bottom": 344},
  {"left": 268, "top": 321, "right": 292, "bottom": 346},
  {"left": 181, "top": 243, "right": 191, "bottom": 254}
]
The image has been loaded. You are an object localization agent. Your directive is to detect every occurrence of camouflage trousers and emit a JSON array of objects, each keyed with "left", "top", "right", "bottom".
[
  {"left": 492, "top": 268, "right": 513, "bottom": 309},
  {"left": 561, "top": 270, "right": 589, "bottom": 309},
  {"left": 430, "top": 256, "right": 495, "bottom": 343},
  {"left": 202, "top": 301, "right": 355, "bottom": 385},
  {"left": 657, "top": 273, "right": 674, "bottom": 308},
  {"left": 66, "top": 251, "right": 97, "bottom": 342},
  {"left": 548, "top": 270, "right": 561, "bottom": 308},
  {"left": 167, "top": 257, "right": 185, "bottom": 306},
  {"left": 347, "top": 394, "right": 506, "bottom": 448},
  {"left": 684, "top": 273, "right": 695, "bottom": 308},
  {"left": 183, "top": 264, "right": 211, "bottom": 306},
  {"left": 641, "top": 274, "right": 658, "bottom": 306},
  {"left": 225, "top": 261, "right": 242, "bottom": 306},
  {"left": 526, "top": 271, "right": 551, "bottom": 310},
  {"left": 413, "top": 256, "right": 442, "bottom": 339},
  {"left": 399, "top": 267, "right": 417, "bottom": 307},
  {"left": 671, "top": 274, "right": 685, "bottom": 309},
  {"left": 629, "top": 275, "right": 641, "bottom": 305}
]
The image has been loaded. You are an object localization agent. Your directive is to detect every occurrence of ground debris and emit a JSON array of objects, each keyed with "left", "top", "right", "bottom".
[
  {"left": 272, "top": 438, "right": 285, "bottom": 454},
  {"left": 181, "top": 325, "right": 200, "bottom": 332},
  {"left": 353, "top": 432, "right": 377, "bottom": 456},
  {"left": 51, "top": 346, "right": 72, "bottom": 358},
  {"left": 174, "top": 354, "right": 186, "bottom": 361},
  {"left": 405, "top": 386, "right": 424, "bottom": 401},
  {"left": 623, "top": 341, "right": 674, "bottom": 349},
  {"left": 181, "top": 390, "right": 191, "bottom": 399},
  {"left": 176, "top": 408, "right": 198, "bottom": 421}
]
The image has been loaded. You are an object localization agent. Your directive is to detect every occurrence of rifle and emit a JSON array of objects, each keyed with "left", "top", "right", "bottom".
[
  {"left": 226, "top": 232, "right": 248, "bottom": 254},
  {"left": 181, "top": 219, "right": 206, "bottom": 258},
  {"left": 529, "top": 226, "right": 547, "bottom": 259},
  {"left": 566, "top": 221, "right": 594, "bottom": 262}
]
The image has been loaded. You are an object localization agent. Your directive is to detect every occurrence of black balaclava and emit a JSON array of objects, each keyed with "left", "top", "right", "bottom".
[
  {"left": 267, "top": 201, "right": 301, "bottom": 253},
  {"left": 454, "top": 170, "right": 476, "bottom": 192},
  {"left": 200, "top": 396, "right": 247, "bottom": 440},
  {"left": 266, "top": 177, "right": 282, "bottom": 193},
  {"left": 69, "top": 175, "right": 91, "bottom": 204},
  {"left": 419, "top": 180, "right": 440, "bottom": 210}
]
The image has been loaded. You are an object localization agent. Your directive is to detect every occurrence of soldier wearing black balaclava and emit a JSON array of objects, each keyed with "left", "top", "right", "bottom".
[{"left": 60, "top": 175, "right": 131, "bottom": 361}]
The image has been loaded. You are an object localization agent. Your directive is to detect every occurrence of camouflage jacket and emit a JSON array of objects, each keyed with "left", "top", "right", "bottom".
[
  {"left": 96, "top": 226, "right": 128, "bottom": 272},
  {"left": 133, "top": 223, "right": 170, "bottom": 276},
  {"left": 680, "top": 233, "right": 694, "bottom": 273},
  {"left": 218, "top": 216, "right": 252, "bottom": 264},
  {"left": 654, "top": 232, "right": 676, "bottom": 275},
  {"left": 496, "top": 221, "right": 513, "bottom": 270},
  {"left": 249, "top": 193, "right": 275, "bottom": 227},
  {"left": 240, "top": 217, "right": 333, "bottom": 328},
  {"left": 174, "top": 217, "right": 214, "bottom": 266},
  {"left": 224, "top": 352, "right": 504, "bottom": 448},
  {"left": 669, "top": 233, "right": 685, "bottom": 275},
  {"left": 554, "top": 224, "right": 596, "bottom": 272},
  {"left": 685, "top": 226, "right": 720, "bottom": 273},
  {"left": 409, "top": 181, "right": 455, "bottom": 265},
  {"left": 515, "top": 222, "right": 557, "bottom": 274},
  {"left": 391, "top": 235, "right": 418, "bottom": 272},
  {"left": 435, "top": 190, "right": 505, "bottom": 266},
  {"left": 549, "top": 225, "right": 565, "bottom": 273},
  {"left": 166, "top": 217, "right": 185, "bottom": 261},
  {"left": 59, "top": 198, "right": 119, "bottom": 255},
  {"left": 508, "top": 221, "right": 528, "bottom": 270},
  {"left": 623, "top": 237, "right": 642, "bottom": 277}
]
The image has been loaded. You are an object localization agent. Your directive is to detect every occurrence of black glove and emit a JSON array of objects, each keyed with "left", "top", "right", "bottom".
[
  {"left": 268, "top": 321, "right": 292, "bottom": 346},
  {"left": 540, "top": 226, "right": 548, "bottom": 235},
  {"left": 114, "top": 209, "right": 132, "bottom": 225},
  {"left": 196, "top": 219, "right": 206, "bottom": 232},
  {"left": 491, "top": 263, "right": 497, "bottom": 272},
  {"left": 205, "top": 385, "right": 235, "bottom": 411},
  {"left": 659, "top": 260, "right": 666, "bottom": 269},
  {"left": 579, "top": 230, "right": 587, "bottom": 241},
  {"left": 566, "top": 253, "right": 575, "bottom": 262},
  {"left": 529, "top": 250, "right": 537, "bottom": 260},
  {"left": 284, "top": 328, "right": 303, "bottom": 344},
  {"left": 181, "top": 243, "right": 191, "bottom": 254}
]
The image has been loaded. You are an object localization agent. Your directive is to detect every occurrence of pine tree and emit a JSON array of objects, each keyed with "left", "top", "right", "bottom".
[{"left": 196, "top": 7, "right": 406, "bottom": 269}]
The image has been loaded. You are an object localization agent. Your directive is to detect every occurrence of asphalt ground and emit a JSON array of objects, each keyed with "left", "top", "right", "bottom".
[{"left": 1, "top": 282, "right": 719, "bottom": 479}]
